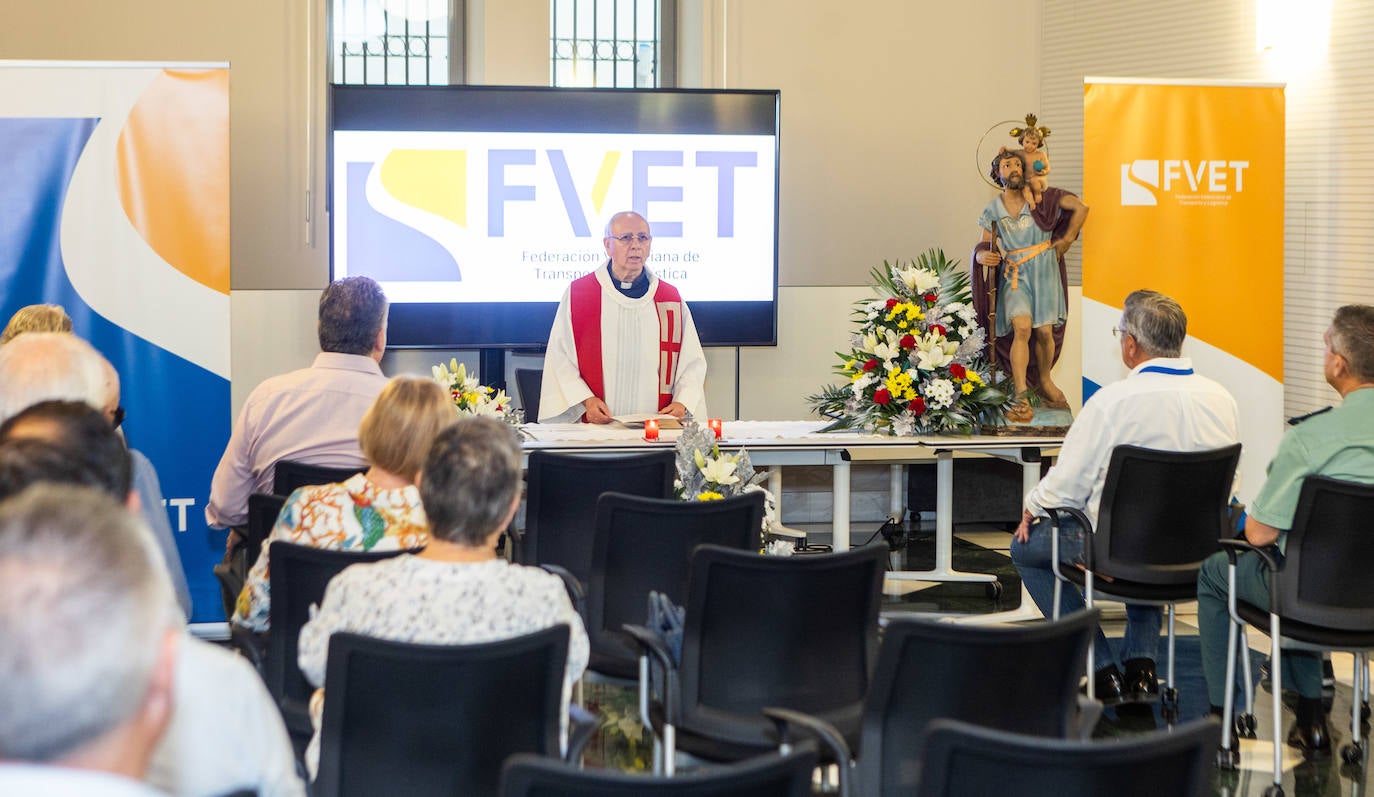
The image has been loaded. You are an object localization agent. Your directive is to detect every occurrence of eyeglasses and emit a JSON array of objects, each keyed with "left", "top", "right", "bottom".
[
  {"left": 1111, "top": 326, "right": 1131, "bottom": 340},
  {"left": 610, "top": 233, "right": 651, "bottom": 245}
]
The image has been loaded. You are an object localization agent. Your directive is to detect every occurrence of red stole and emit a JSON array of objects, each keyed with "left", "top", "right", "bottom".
[{"left": 569, "top": 271, "right": 685, "bottom": 416}]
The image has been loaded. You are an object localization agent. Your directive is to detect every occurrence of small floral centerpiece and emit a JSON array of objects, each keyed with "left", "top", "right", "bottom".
[
  {"left": 808, "top": 249, "right": 1013, "bottom": 435},
  {"left": 674, "top": 421, "right": 792, "bottom": 552},
  {"left": 431, "top": 359, "right": 519, "bottom": 422}
]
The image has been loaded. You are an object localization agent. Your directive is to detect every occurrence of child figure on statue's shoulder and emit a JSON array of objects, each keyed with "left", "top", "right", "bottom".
[{"left": 1000, "top": 114, "right": 1051, "bottom": 210}]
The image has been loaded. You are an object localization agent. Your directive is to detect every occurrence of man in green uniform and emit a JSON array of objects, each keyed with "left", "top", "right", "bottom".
[{"left": 1197, "top": 304, "right": 1374, "bottom": 758}]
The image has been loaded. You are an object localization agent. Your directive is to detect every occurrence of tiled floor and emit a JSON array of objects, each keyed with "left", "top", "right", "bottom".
[{"left": 588, "top": 520, "right": 1373, "bottom": 795}]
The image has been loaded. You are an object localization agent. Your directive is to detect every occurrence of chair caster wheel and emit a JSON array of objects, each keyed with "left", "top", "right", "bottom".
[
  {"left": 1216, "top": 745, "right": 1240, "bottom": 770},
  {"left": 1262, "top": 785, "right": 1284, "bottom": 797},
  {"left": 1237, "top": 713, "right": 1257, "bottom": 739},
  {"left": 1341, "top": 743, "right": 1364, "bottom": 764},
  {"left": 985, "top": 580, "right": 1003, "bottom": 599},
  {"left": 1162, "top": 704, "right": 1179, "bottom": 724}
]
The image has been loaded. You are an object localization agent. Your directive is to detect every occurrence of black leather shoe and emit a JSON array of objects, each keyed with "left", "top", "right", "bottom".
[
  {"left": 1287, "top": 719, "right": 1333, "bottom": 759},
  {"left": 1085, "top": 664, "right": 1126, "bottom": 706},
  {"left": 1123, "top": 657, "right": 1160, "bottom": 704}
]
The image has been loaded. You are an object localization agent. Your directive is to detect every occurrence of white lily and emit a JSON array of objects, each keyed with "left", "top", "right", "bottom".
[
  {"left": 914, "top": 332, "right": 957, "bottom": 370},
  {"left": 897, "top": 266, "right": 941, "bottom": 295},
  {"left": 695, "top": 450, "right": 740, "bottom": 486}
]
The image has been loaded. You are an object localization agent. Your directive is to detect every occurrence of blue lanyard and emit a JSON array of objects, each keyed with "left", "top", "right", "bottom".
[{"left": 1138, "top": 365, "right": 1194, "bottom": 376}]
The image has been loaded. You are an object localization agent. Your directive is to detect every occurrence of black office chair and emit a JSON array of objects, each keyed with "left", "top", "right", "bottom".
[
  {"left": 588, "top": 491, "right": 764, "bottom": 681},
  {"left": 1219, "top": 476, "right": 1374, "bottom": 794},
  {"left": 243, "top": 492, "right": 287, "bottom": 575},
  {"left": 271, "top": 460, "right": 363, "bottom": 497},
  {"left": 515, "top": 367, "right": 543, "bottom": 421},
  {"left": 521, "top": 450, "right": 676, "bottom": 589},
  {"left": 913, "top": 718, "right": 1220, "bottom": 797},
  {"left": 1047, "top": 443, "right": 1241, "bottom": 720},
  {"left": 314, "top": 627, "right": 573, "bottom": 797},
  {"left": 501, "top": 749, "right": 818, "bottom": 796},
  {"left": 625, "top": 544, "right": 886, "bottom": 774},
  {"left": 766, "top": 609, "right": 1099, "bottom": 797},
  {"left": 265, "top": 542, "right": 420, "bottom": 745}
]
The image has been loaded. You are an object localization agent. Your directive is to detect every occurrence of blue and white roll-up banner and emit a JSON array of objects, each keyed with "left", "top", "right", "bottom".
[{"left": 0, "top": 61, "right": 231, "bottom": 624}]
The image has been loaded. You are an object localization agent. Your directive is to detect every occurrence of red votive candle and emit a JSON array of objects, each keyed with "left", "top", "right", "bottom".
[
  {"left": 708, "top": 418, "right": 723, "bottom": 439},
  {"left": 644, "top": 419, "right": 660, "bottom": 440}
]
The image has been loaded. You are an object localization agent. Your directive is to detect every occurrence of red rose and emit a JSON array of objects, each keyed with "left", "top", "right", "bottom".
[
  {"left": 899, "top": 334, "right": 916, "bottom": 349},
  {"left": 949, "top": 363, "right": 967, "bottom": 380},
  {"left": 910, "top": 396, "right": 926, "bottom": 414},
  {"left": 923, "top": 293, "right": 938, "bottom": 302},
  {"left": 885, "top": 298, "right": 899, "bottom": 309},
  {"left": 863, "top": 359, "right": 879, "bottom": 372},
  {"left": 873, "top": 388, "right": 891, "bottom": 405},
  {"left": 930, "top": 324, "right": 947, "bottom": 336}
]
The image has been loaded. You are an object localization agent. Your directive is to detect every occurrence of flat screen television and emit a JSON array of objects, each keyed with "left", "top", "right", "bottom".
[{"left": 329, "top": 84, "right": 780, "bottom": 348}]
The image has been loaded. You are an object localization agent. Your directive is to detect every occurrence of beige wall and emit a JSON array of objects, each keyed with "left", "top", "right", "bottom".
[{"left": 6, "top": 0, "right": 1050, "bottom": 416}]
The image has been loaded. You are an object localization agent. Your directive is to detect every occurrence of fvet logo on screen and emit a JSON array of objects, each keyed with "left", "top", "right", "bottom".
[
  {"left": 1120, "top": 159, "right": 1250, "bottom": 208},
  {"left": 351, "top": 145, "right": 762, "bottom": 239}
]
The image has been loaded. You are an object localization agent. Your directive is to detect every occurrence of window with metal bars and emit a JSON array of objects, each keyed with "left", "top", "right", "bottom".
[
  {"left": 331, "top": 0, "right": 465, "bottom": 85},
  {"left": 551, "top": 0, "right": 676, "bottom": 88}
]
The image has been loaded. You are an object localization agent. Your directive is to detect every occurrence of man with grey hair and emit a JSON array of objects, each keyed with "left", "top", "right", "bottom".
[
  {"left": 207, "top": 276, "right": 390, "bottom": 531},
  {"left": 0, "top": 332, "right": 191, "bottom": 616},
  {"left": 1010, "top": 289, "right": 1241, "bottom": 706},
  {"left": 539, "top": 210, "right": 708, "bottom": 423},
  {"left": 0, "top": 484, "right": 180, "bottom": 795},
  {"left": 0, "top": 401, "right": 306, "bottom": 797},
  {"left": 1198, "top": 304, "right": 1374, "bottom": 758}
]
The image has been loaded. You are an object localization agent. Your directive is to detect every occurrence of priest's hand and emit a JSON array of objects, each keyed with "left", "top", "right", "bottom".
[
  {"left": 660, "top": 401, "right": 688, "bottom": 419},
  {"left": 582, "top": 396, "right": 613, "bottom": 424}
]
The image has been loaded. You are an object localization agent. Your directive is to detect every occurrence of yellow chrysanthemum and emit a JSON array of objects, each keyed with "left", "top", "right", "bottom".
[
  {"left": 968, "top": 372, "right": 984, "bottom": 385},
  {"left": 697, "top": 491, "right": 724, "bottom": 501},
  {"left": 961, "top": 382, "right": 974, "bottom": 395}
]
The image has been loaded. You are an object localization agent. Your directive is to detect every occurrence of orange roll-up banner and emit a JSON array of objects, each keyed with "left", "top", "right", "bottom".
[{"left": 1082, "top": 78, "right": 1284, "bottom": 503}]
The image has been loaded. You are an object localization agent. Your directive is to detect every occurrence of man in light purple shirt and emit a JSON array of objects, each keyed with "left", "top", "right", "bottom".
[{"left": 206, "top": 277, "right": 390, "bottom": 532}]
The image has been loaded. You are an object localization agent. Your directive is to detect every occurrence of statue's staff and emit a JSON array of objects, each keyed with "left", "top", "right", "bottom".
[{"left": 985, "top": 221, "right": 1002, "bottom": 376}]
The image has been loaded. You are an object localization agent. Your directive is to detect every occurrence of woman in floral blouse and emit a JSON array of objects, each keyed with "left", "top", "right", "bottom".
[{"left": 231, "top": 377, "right": 455, "bottom": 631}]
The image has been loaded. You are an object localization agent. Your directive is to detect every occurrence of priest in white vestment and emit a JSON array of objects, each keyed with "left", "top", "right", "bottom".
[{"left": 539, "top": 211, "right": 708, "bottom": 424}]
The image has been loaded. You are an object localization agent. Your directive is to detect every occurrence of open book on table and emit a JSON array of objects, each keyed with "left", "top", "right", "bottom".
[{"left": 610, "top": 413, "right": 682, "bottom": 430}]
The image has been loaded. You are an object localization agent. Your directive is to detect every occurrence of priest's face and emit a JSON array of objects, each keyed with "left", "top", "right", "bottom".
[{"left": 604, "top": 212, "right": 653, "bottom": 281}]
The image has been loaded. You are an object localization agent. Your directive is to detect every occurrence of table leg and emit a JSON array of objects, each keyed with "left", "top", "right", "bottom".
[
  {"left": 888, "top": 465, "right": 904, "bottom": 522},
  {"left": 951, "top": 453, "right": 1045, "bottom": 625},
  {"left": 832, "top": 458, "right": 850, "bottom": 551},
  {"left": 886, "top": 450, "right": 996, "bottom": 585}
]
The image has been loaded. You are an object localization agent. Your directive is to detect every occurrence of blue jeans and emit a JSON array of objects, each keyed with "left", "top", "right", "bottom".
[{"left": 1010, "top": 516, "right": 1162, "bottom": 673}]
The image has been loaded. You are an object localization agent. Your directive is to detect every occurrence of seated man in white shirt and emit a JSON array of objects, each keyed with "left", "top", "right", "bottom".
[
  {"left": 1010, "top": 290, "right": 1241, "bottom": 706},
  {"left": 539, "top": 211, "right": 708, "bottom": 423},
  {"left": 0, "top": 484, "right": 180, "bottom": 797}
]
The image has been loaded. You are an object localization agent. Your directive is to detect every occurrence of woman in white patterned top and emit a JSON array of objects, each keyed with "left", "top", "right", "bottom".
[
  {"left": 231, "top": 377, "right": 454, "bottom": 631},
  {"left": 297, "top": 416, "right": 588, "bottom": 779}
]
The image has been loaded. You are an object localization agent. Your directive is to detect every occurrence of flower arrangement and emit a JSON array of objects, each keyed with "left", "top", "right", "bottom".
[
  {"left": 674, "top": 422, "right": 790, "bottom": 552},
  {"left": 808, "top": 249, "right": 1013, "bottom": 436},
  {"left": 431, "top": 359, "right": 518, "bottom": 421}
]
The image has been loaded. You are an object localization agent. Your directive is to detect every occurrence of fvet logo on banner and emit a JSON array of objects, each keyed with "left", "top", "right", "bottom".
[{"left": 1120, "top": 159, "right": 1251, "bottom": 207}]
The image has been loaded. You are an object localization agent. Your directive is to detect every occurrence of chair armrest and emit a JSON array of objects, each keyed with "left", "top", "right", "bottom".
[
  {"left": 622, "top": 623, "right": 680, "bottom": 725},
  {"left": 228, "top": 624, "right": 268, "bottom": 676},
  {"left": 1217, "top": 538, "right": 1281, "bottom": 572},
  {"left": 763, "top": 707, "right": 851, "bottom": 796},
  {"left": 540, "top": 564, "right": 586, "bottom": 619},
  {"left": 565, "top": 704, "right": 599, "bottom": 763},
  {"left": 1044, "top": 506, "right": 1094, "bottom": 577}
]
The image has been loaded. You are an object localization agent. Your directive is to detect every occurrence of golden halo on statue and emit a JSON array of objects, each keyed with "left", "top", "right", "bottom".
[{"left": 977, "top": 120, "right": 1041, "bottom": 189}]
